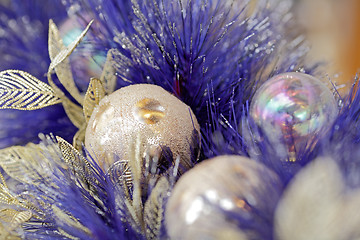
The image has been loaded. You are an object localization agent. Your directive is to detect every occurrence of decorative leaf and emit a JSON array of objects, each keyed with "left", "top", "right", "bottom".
[
  {"left": 0, "top": 171, "right": 28, "bottom": 210},
  {"left": 0, "top": 221, "right": 21, "bottom": 240},
  {"left": 0, "top": 172, "right": 13, "bottom": 205},
  {"left": 128, "top": 133, "right": 145, "bottom": 230},
  {"left": 48, "top": 19, "right": 63, "bottom": 61},
  {"left": 0, "top": 209, "right": 33, "bottom": 230},
  {"left": 0, "top": 70, "right": 61, "bottom": 110},
  {"left": 0, "top": 145, "right": 56, "bottom": 217},
  {"left": 56, "top": 136, "right": 95, "bottom": 190},
  {"left": 108, "top": 160, "right": 133, "bottom": 188},
  {"left": 62, "top": 97, "right": 85, "bottom": 129},
  {"left": 144, "top": 177, "right": 170, "bottom": 240},
  {"left": 48, "top": 19, "right": 83, "bottom": 105},
  {"left": 0, "top": 144, "right": 42, "bottom": 184},
  {"left": 48, "top": 20, "right": 94, "bottom": 73},
  {"left": 0, "top": 209, "right": 21, "bottom": 223},
  {"left": 73, "top": 123, "right": 87, "bottom": 152},
  {"left": 100, "top": 49, "right": 117, "bottom": 94},
  {"left": 10, "top": 210, "right": 32, "bottom": 230},
  {"left": 83, "top": 78, "right": 105, "bottom": 123},
  {"left": 46, "top": 21, "right": 94, "bottom": 128}
]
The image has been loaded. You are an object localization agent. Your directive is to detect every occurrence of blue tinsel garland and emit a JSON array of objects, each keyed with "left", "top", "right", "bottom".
[{"left": 0, "top": 0, "right": 358, "bottom": 239}]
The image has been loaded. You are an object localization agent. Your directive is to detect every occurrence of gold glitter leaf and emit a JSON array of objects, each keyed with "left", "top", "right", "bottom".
[
  {"left": 144, "top": 177, "right": 169, "bottom": 240},
  {"left": 46, "top": 21, "right": 93, "bottom": 128},
  {"left": 128, "top": 133, "right": 144, "bottom": 228},
  {"left": 0, "top": 171, "right": 43, "bottom": 218},
  {"left": 73, "top": 123, "right": 87, "bottom": 151},
  {"left": 48, "top": 19, "right": 83, "bottom": 105},
  {"left": 57, "top": 136, "right": 91, "bottom": 167},
  {"left": 100, "top": 49, "right": 117, "bottom": 94},
  {"left": 83, "top": 78, "right": 105, "bottom": 123},
  {"left": 0, "top": 144, "right": 43, "bottom": 184},
  {"left": 48, "top": 20, "right": 94, "bottom": 75},
  {"left": 0, "top": 70, "right": 61, "bottom": 110},
  {"left": 48, "top": 19, "right": 62, "bottom": 57},
  {"left": 62, "top": 98, "right": 85, "bottom": 129},
  {"left": 0, "top": 173, "right": 23, "bottom": 208},
  {"left": 56, "top": 136, "right": 94, "bottom": 189},
  {"left": 0, "top": 209, "right": 21, "bottom": 223},
  {"left": 108, "top": 159, "right": 133, "bottom": 188},
  {"left": 2, "top": 209, "right": 32, "bottom": 229},
  {"left": 0, "top": 221, "right": 21, "bottom": 240}
]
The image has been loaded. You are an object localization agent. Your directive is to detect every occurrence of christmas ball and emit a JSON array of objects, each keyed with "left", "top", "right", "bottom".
[
  {"left": 85, "top": 84, "right": 200, "bottom": 172},
  {"left": 165, "top": 155, "right": 283, "bottom": 239},
  {"left": 275, "top": 157, "right": 360, "bottom": 240},
  {"left": 250, "top": 72, "right": 338, "bottom": 159}
]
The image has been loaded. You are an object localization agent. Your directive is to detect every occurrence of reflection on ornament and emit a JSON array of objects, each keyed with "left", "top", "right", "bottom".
[
  {"left": 59, "top": 14, "right": 106, "bottom": 91},
  {"left": 85, "top": 84, "right": 201, "bottom": 172},
  {"left": 250, "top": 72, "right": 338, "bottom": 160},
  {"left": 165, "top": 155, "right": 283, "bottom": 240}
]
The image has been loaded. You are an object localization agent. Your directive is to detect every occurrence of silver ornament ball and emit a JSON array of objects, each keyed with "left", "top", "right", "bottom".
[
  {"left": 85, "top": 84, "right": 201, "bottom": 172},
  {"left": 165, "top": 155, "right": 283, "bottom": 240}
]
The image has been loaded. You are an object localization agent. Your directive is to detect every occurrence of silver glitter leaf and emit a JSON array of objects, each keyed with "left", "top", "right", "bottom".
[{"left": 0, "top": 70, "right": 61, "bottom": 110}]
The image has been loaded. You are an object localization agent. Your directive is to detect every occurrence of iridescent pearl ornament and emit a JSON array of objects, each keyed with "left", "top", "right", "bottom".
[
  {"left": 165, "top": 155, "right": 283, "bottom": 240},
  {"left": 250, "top": 72, "right": 338, "bottom": 159},
  {"left": 85, "top": 84, "right": 200, "bottom": 171}
]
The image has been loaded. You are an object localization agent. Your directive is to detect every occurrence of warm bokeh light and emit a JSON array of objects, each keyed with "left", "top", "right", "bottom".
[{"left": 294, "top": 0, "right": 360, "bottom": 92}]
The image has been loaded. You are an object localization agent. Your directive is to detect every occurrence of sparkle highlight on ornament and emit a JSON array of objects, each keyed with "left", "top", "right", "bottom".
[{"left": 134, "top": 98, "right": 165, "bottom": 124}]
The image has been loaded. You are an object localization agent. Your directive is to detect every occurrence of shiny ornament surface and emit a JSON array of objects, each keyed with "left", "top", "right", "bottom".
[
  {"left": 250, "top": 72, "right": 338, "bottom": 159},
  {"left": 85, "top": 84, "right": 200, "bottom": 171},
  {"left": 165, "top": 155, "right": 283, "bottom": 240},
  {"left": 275, "top": 157, "right": 360, "bottom": 240}
]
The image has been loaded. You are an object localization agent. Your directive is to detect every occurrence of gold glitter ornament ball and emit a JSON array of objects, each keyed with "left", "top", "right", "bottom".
[{"left": 85, "top": 84, "right": 201, "bottom": 170}]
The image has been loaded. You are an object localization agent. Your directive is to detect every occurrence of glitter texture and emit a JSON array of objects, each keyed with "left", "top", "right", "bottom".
[{"left": 85, "top": 84, "right": 201, "bottom": 171}]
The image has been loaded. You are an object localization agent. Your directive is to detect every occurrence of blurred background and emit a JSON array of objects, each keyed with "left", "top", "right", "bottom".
[
  {"left": 293, "top": 0, "right": 360, "bottom": 93},
  {"left": 1, "top": 0, "right": 359, "bottom": 91}
]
